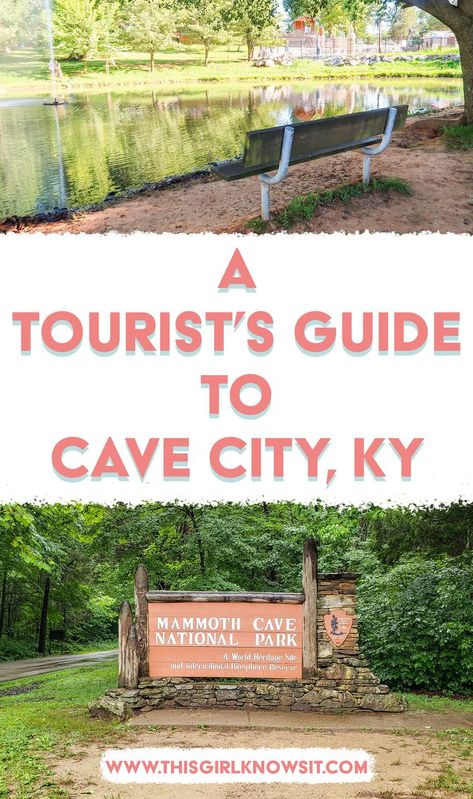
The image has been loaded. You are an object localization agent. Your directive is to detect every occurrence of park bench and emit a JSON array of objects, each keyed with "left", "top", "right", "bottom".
[{"left": 212, "top": 104, "right": 408, "bottom": 220}]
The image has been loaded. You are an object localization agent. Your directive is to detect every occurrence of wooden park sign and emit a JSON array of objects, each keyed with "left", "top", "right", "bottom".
[
  {"left": 148, "top": 600, "right": 303, "bottom": 679},
  {"left": 97, "top": 541, "right": 406, "bottom": 714},
  {"left": 101, "top": 542, "right": 405, "bottom": 714},
  {"left": 119, "top": 539, "right": 320, "bottom": 688}
]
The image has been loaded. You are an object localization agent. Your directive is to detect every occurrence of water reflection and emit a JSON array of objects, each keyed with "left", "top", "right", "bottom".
[{"left": 0, "top": 81, "right": 463, "bottom": 219}]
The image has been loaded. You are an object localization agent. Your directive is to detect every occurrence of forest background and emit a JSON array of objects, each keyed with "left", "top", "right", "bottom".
[{"left": 1, "top": 500, "right": 472, "bottom": 696}]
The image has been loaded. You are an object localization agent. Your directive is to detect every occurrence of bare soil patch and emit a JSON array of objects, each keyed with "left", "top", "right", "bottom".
[
  {"left": 53, "top": 711, "right": 473, "bottom": 799},
  {"left": 9, "top": 110, "right": 473, "bottom": 236}
]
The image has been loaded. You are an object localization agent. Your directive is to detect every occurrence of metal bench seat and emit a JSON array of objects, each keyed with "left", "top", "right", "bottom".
[{"left": 212, "top": 105, "right": 409, "bottom": 220}]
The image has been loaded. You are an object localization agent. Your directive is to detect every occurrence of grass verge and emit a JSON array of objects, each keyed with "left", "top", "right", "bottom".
[
  {"left": 404, "top": 693, "right": 473, "bottom": 714},
  {"left": 246, "top": 177, "right": 412, "bottom": 232},
  {"left": 0, "top": 664, "right": 122, "bottom": 799},
  {"left": 443, "top": 124, "right": 473, "bottom": 150}
]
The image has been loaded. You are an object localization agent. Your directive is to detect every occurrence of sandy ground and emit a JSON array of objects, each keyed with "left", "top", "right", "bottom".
[
  {"left": 9, "top": 110, "right": 473, "bottom": 236},
  {"left": 53, "top": 709, "right": 473, "bottom": 799}
]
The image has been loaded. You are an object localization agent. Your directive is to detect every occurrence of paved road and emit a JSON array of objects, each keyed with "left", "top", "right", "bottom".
[{"left": 0, "top": 649, "right": 118, "bottom": 683}]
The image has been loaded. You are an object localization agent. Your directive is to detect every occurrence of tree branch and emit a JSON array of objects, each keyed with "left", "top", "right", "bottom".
[{"left": 402, "top": 0, "right": 472, "bottom": 25}]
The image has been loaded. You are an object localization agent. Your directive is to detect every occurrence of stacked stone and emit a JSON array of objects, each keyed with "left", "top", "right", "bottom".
[
  {"left": 89, "top": 572, "right": 405, "bottom": 720},
  {"left": 317, "top": 572, "right": 360, "bottom": 665},
  {"left": 91, "top": 673, "right": 404, "bottom": 721}
]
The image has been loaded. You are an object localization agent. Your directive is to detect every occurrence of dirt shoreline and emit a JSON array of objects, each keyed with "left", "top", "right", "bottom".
[{"left": 5, "top": 109, "right": 473, "bottom": 236}]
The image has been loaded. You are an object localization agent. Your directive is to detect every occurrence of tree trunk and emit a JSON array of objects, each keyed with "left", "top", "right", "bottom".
[
  {"left": 0, "top": 570, "right": 7, "bottom": 637},
  {"left": 204, "top": 46, "right": 209, "bottom": 66},
  {"left": 246, "top": 35, "right": 254, "bottom": 61},
  {"left": 38, "top": 576, "right": 50, "bottom": 655},
  {"left": 184, "top": 506, "right": 205, "bottom": 575},
  {"left": 150, "top": 51, "right": 155, "bottom": 72},
  {"left": 6, "top": 586, "right": 14, "bottom": 636},
  {"left": 457, "top": 25, "right": 473, "bottom": 124},
  {"left": 406, "top": 0, "right": 473, "bottom": 124}
]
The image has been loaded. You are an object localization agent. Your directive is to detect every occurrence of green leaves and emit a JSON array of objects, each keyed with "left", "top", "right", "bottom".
[
  {"left": 181, "top": 0, "right": 230, "bottom": 64},
  {"left": 53, "top": 0, "right": 121, "bottom": 62},
  {"left": 1, "top": 500, "right": 472, "bottom": 695},
  {"left": 122, "top": 0, "right": 176, "bottom": 69},
  {"left": 358, "top": 558, "right": 473, "bottom": 695}
]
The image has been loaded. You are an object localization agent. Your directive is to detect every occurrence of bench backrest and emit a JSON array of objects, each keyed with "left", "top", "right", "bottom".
[{"left": 243, "top": 105, "right": 408, "bottom": 174}]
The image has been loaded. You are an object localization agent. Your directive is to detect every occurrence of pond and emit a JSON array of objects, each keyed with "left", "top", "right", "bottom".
[{"left": 0, "top": 80, "right": 463, "bottom": 219}]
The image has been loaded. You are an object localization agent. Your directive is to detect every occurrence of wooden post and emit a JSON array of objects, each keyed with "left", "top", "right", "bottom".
[
  {"left": 118, "top": 600, "right": 138, "bottom": 688},
  {"left": 302, "top": 538, "right": 318, "bottom": 679},
  {"left": 126, "top": 625, "right": 139, "bottom": 689},
  {"left": 134, "top": 564, "right": 149, "bottom": 678}
]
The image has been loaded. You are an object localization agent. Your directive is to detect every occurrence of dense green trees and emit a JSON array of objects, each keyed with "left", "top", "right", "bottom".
[
  {"left": 53, "top": 0, "right": 121, "bottom": 65},
  {"left": 358, "top": 558, "right": 473, "bottom": 694},
  {"left": 0, "top": 0, "right": 283, "bottom": 68},
  {"left": 387, "top": 7, "right": 418, "bottom": 40},
  {"left": 0, "top": 500, "right": 471, "bottom": 695}
]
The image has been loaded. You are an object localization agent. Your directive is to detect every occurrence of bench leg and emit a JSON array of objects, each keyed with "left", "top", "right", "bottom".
[
  {"left": 360, "top": 106, "right": 398, "bottom": 185},
  {"left": 259, "top": 125, "right": 295, "bottom": 222},
  {"left": 261, "top": 183, "right": 271, "bottom": 221}
]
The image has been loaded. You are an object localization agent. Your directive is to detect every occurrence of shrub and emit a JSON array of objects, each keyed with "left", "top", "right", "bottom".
[{"left": 357, "top": 558, "right": 473, "bottom": 695}]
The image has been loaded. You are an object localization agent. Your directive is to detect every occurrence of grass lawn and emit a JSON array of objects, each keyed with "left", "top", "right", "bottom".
[
  {"left": 0, "top": 664, "right": 121, "bottom": 799},
  {"left": 405, "top": 692, "right": 473, "bottom": 714},
  {"left": 0, "top": 47, "right": 463, "bottom": 99},
  {"left": 0, "top": 664, "right": 472, "bottom": 799}
]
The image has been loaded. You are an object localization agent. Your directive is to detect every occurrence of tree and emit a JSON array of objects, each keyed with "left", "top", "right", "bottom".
[
  {"left": 181, "top": 0, "right": 229, "bottom": 65},
  {"left": 418, "top": 10, "right": 450, "bottom": 32},
  {"left": 123, "top": 0, "right": 175, "bottom": 71},
  {"left": 225, "top": 0, "right": 280, "bottom": 60},
  {"left": 388, "top": 7, "right": 419, "bottom": 39},
  {"left": 54, "top": 0, "right": 121, "bottom": 66},
  {"left": 0, "top": 0, "right": 43, "bottom": 51},
  {"left": 283, "top": 0, "right": 368, "bottom": 35}
]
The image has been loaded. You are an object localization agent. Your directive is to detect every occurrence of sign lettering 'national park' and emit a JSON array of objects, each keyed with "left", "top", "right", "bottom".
[
  {"left": 324, "top": 609, "right": 353, "bottom": 647},
  {"left": 148, "top": 602, "right": 303, "bottom": 679}
]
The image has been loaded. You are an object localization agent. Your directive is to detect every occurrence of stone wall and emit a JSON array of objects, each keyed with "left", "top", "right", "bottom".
[
  {"left": 90, "top": 573, "right": 405, "bottom": 720},
  {"left": 91, "top": 672, "right": 404, "bottom": 721}
]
